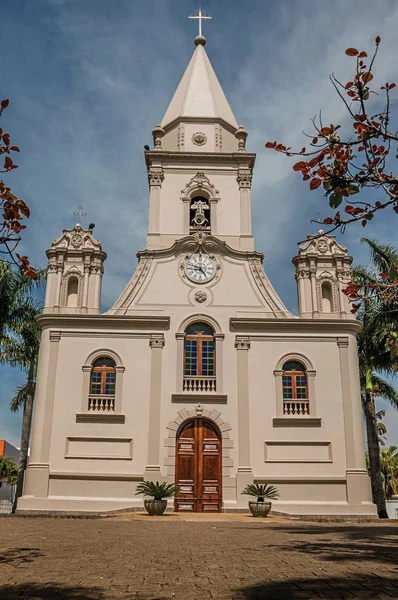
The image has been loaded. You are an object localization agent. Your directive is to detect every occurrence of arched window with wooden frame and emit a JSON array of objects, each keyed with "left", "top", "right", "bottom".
[
  {"left": 183, "top": 322, "right": 216, "bottom": 393},
  {"left": 89, "top": 357, "right": 116, "bottom": 411},
  {"left": 282, "top": 360, "right": 309, "bottom": 415}
]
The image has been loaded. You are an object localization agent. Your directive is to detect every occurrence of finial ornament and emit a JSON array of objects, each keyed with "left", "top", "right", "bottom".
[{"left": 189, "top": 6, "right": 212, "bottom": 37}]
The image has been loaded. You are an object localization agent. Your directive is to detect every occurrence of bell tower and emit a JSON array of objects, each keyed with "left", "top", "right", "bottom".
[{"left": 145, "top": 27, "right": 255, "bottom": 252}]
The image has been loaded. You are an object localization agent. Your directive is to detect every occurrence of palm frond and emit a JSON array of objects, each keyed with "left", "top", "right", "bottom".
[
  {"left": 241, "top": 483, "right": 280, "bottom": 500},
  {"left": 10, "top": 382, "right": 31, "bottom": 412},
  {"left": 361, "top": 237, "right": 398, "bottom": 280}
]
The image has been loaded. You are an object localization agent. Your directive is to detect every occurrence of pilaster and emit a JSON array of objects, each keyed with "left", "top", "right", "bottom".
[
  {"left": 337, "top": 336, "right": 373, "bottom": 505},
  {"left": 21, "top": 330, "right": 61, "bottom": 500},
  {"left": 144, "top": 334, "right": 165, "bottom": 479},
  {"left": 235, "top": 336, "right": 253, "bottom": 501}
]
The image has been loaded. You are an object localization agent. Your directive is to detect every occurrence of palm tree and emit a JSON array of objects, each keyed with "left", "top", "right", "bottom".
[
  {"left": 354, "top": 238, "right": 398, "bottom": 518},
  {"left": 379, "top": 446, "right": 398, "bottom": 498},
  {"left": 1, "top": 310, "right": 41, "bottom": 511},
  {"left": 0, "top": 262, "right": 44, "bottom": 511}
]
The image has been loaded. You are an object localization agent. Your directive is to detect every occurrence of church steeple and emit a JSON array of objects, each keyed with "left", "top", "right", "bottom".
[
  {"left": 145, "top": 12, "right": 254, "bottom": 251},
  {"left": 161, "top": 36, "right": 239, "bottom": 131}
]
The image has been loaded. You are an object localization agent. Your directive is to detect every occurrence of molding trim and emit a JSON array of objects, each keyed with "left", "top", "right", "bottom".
[
  {"left": 76, "top": 414, "right": 125, "bottom": 424},
  {"left": 37, "top": 314, "right": 170, "bottom": 330},
  {"left": 254, "top": 477, "right": 346, "bottom": 484},
  {"left": 230, "top": 318, "right": 361, "bottom": 334},
  {"left": 171, "top": 394, "right": 227, "bottom": 403},
  {"left": 273, "top": 418, "right": 322, "bottom": 428},
  {"left": 50, "top": 472, "right": 143, "bottom": 481}
]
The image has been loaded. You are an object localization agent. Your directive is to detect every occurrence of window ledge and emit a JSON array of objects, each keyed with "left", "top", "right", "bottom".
[
  {"left": 76, "top": 413, "right": 125, "bottom": 424},
  {"left": 172, "top": 394, "right": 227, "bottom": 404},
  {"left": 273, "top": 417, "right": 321, "bottom": 427}
]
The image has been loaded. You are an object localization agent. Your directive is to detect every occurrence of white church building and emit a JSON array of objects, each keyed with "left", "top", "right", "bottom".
[{"left": 18, "top": 24, "right": 376, "bottom": 516}]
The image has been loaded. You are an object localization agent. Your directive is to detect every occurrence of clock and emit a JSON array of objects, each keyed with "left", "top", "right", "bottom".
[{"left": 184, "top": 254, "right": 216, "bottom": 283}]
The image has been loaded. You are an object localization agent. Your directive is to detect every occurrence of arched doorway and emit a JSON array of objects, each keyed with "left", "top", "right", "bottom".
[{"left": 175, "top": 418, "right": 222, "bottom": 512}]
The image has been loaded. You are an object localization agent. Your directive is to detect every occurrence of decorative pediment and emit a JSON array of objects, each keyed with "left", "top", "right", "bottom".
[
  {"left": 50, "top": 224, "right": 103, "bottom": 252},
  {"left": 180, "top": 172, "right": 220, "bottom": 201},
  {"left": 298, "top": 230, "right": 348, "bottom": 257}
]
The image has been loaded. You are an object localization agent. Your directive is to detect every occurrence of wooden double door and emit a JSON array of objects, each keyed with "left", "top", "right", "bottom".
[{"left": 175, "top": 418, "right": 222, "bottom": 512}]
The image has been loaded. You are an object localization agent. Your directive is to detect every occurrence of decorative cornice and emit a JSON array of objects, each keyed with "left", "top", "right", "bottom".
[
  {"left": 37, "top": 314, "right": 170, "bottom": 331},
  {"left": 230, "top": 318, "right": 361, "bottom": 334},
  {"left": 145, "top": 151, "right": 256, "bottom": 169}
]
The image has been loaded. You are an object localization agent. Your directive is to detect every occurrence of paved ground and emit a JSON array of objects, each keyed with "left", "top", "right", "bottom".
[{"left": 1, "top": 516, "right": 397, "bottom": 600}]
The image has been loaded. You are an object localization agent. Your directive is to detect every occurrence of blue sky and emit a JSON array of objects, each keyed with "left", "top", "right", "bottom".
[{"left": 1, "top": 0, "right": 398, "bottom": 448}]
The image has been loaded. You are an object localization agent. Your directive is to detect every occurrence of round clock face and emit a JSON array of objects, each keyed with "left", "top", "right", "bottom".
[{"left": 185, "top": 254, "right": 215, "bottom": 283}]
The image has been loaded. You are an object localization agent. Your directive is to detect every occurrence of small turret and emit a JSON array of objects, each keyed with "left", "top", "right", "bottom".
[
  {"left": 44, "top": 224, "right": 107, "bottom": 315},
  {"left": 292, "top": 231, "right": 354, "bottom": 319}
]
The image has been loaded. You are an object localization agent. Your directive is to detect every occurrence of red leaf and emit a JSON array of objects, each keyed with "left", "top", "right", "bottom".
[
  {"left": 265, "top": 142, "right": 276, "bottom": 149},
  {"left": 361, "top": 72, "right": 373, "bottom": 83},
  {"left": 10, "top": 146, "right": 20, "bottom": 152},
  {"left": 312, "top": 137, "right": 318, "bottom": 144},
  {"left": 388, "top": 83, "right": 396, "bottom": 90},
  {"left": 323, "top": 218, "right": 333, "bottom": 224},
  {"left": 345, "top": 205, "right": 355, "bottom": 214},
  {"left": 2, "top": 134, "right": 10, "bottom": 146},
  {"left": 345, "top": 48, "right": 359, "bottom": 56},
  {"left": 375, "top": 36, "right": 381, "bottom": 44},
  {"left": 300, "top": 147, "right": 306, "bottom": 153},
  {"left": 293, "top": 161, "right": 307, "bottom": 172},
  {"left": 358, "top": 51, "right": 368, "bottom": 58},
  {"left": 347, "top": 91, "right": 357, "bottom": 98},
  {"left": 361, "top": 219, "right": 367, "bottom": 227},
  {"left": 1, "top": 99, "right": 9, "bottom": 109},
  {"left": 310, "top": 178, "right": 322, "bottom": 190},
  {"left": 379, "top": 272, "right": 389, "bottom": 279}
]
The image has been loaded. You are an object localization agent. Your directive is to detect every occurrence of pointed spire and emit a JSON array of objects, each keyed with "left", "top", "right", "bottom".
[{"left": 161, "top": 38, "right": 239, "bottom": 130}]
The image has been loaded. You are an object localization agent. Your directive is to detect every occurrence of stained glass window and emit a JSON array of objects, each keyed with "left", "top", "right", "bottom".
[
  {"left": 282, "top": 361, "right": 307, "bottom": 399},
  {"left": 184, "top": 323, "right": 215, "bottom": 377},
  {"left": 90, "top": 357, "right": 116, "bottom": 396}
]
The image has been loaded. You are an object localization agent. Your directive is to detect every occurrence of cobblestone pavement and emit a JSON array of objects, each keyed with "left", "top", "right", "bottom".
[{"left": 0, "top": 517, "right": 397, "bottom": 600}]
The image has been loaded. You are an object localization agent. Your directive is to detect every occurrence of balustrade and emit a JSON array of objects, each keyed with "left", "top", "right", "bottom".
[
  {"left": 88, "top": 395, "right": 115, "bottom": 411},
  {"left": 183, "top": 376, "right": 216, "bottom": 393},
  {"left": 283, "top": 400, "right": 309, "bottom": 416}
]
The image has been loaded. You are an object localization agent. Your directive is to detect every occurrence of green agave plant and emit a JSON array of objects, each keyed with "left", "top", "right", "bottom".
[
  {"left": 135, "top": 480, "right": 180, "bottom": 501},
  {"left": 242, "top": 483, "right": 280, "bottom": 502}
]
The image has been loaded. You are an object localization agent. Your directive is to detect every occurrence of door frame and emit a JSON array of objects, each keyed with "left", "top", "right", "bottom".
[{"left": 174, "top": 417, "right": 222, "bottom": 513}]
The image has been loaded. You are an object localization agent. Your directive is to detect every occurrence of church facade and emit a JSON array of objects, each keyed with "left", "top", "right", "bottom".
[{"left": 19, "top": 33, "right": 376, "bottom": 516}]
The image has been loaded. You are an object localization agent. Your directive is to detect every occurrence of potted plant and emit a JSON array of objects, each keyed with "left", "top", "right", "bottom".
[
  {"left": 242, "top": 483, "right": 280, "bottom": 517},
  {"left": 135, "top": 481, "right": 180, "bottom": 516}
]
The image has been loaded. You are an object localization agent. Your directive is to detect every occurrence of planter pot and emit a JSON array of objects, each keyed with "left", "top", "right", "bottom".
[
  {"left": 144, "top": 499, "right": 168, "bottom": 516},
  {"left": 248, "top": 501, "right": 272, "bottom": 518}
]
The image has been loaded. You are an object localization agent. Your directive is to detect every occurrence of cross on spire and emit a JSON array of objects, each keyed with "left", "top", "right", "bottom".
[{"left": 189, "top": 6, "right": 212, "bottom": 37}]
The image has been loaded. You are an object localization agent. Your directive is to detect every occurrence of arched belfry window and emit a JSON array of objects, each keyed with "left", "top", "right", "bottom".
[
  {"left": 190, "top": 196, "right": 211, "bottom": 232},
  {"left": 282, "top": 360, "right": 309, "bottom": 415},
  {"left": 183, "top": 323, "right": 216, "bottom": 392},
  {"left": 67, "top": 276, "right": 79, "bottom": 308},
  {"left": 321, "top": 281, "right": 333, "bottom": 313},
  {"left": 89, "top": 357, "right": 116, "bottom": 411}
]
